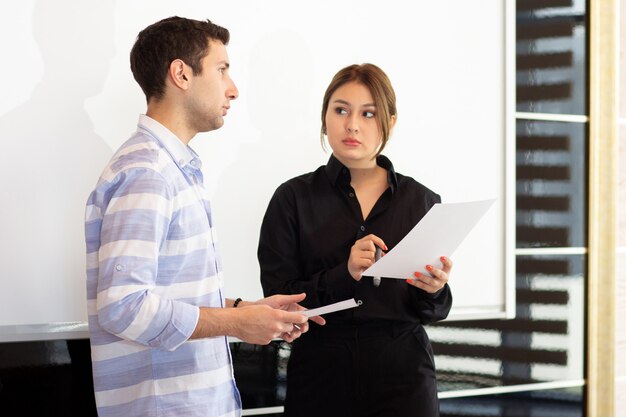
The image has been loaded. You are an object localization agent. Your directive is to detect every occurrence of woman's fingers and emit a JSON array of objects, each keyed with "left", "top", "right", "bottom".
[
  {"left": 407, "top": 267, "right": 447, "bottom": 293},
  {"left": 406, "top": 256, "right": 453, "bottom": 293},
  {"left": 356, "top": 234, "right": 387, "bottom": 253},
  {"left": 440, "top": 256, "right": 453, "bottom": 274},
  {"left": 348, "top": 234, "right": 386, "bottom": 280}
]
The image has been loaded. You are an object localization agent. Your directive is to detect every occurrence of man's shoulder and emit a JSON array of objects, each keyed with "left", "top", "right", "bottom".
[
  {"left": 91, "top": 133, "right": 175, "bottom": 195},
  {"left": 109, "top": 133, "right": 166, "bottom": 171}
]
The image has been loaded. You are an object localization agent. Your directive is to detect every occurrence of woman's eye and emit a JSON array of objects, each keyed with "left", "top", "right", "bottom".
[
  {"left": 363, "top": 111, "right": 375, "bottom": 118},
  {"left": 334, "top": 107, "right": 348, "bottom": 115}
]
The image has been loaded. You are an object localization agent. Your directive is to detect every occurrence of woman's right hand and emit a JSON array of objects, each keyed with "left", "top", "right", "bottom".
[{"left": 347, "top": 234, "right": 387, "bottom": 281}]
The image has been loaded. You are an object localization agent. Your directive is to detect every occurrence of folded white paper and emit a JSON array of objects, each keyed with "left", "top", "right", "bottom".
[
  {"left": 362, "top": 199, "right": 495, "bottom": 279},
  {"left": 302, "top": 298, "right": 360, "bottom": 317}
]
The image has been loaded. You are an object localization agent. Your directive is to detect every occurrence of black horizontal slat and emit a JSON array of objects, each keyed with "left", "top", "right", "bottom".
[
  {"left": 433, "top": 319, "right": 568, "bottom": 334},
  {"left": 517, "top": 165, "right": 570, "bottom": 180},
  {"left": 517, "top": 51, "right": 573, "bottom": 70},
  {"left": 437, "top": 371, "right": 549, "bottom": 390},
  {"left": 517, "top": 0, "right": 573, "bottom": 12},
  {"left": 437, "top": 371, "right": 503, "bottom": 386},
  {"left": 517, "top": 226, "right": 569, "bottom": 246},
  {"left": 517, "top": 82, "right": 572, "bottom": 102},
  {"left": 517, "top": 135, "right": 570, "bottom": 151},
  {"left": 517, "top": 195, "right": 570, "bottom": 211},
  {"left": 437, "top": 371, "right": 538, "bottom": 385},
  {"left": 439, "top": 412, "right": 469, "bottom": 417},
  {"left": 516, "top": 258, "right": 571, "bottom": 275},
  {"left": 432, "top": 343, "right": 568, "bottom": 365},
  {"left": 517, "top": 289, "right": 569, "bottom": 305},
  {"left": 517, "top": 19, "right": 574, "bottom": 40}
]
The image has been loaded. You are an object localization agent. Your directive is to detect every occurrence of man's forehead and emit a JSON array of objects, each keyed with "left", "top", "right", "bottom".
[
  {"left": 206, "top": 39, "right": 228, "bottom": 60},
  {"left": 209, "top": 39, "right": 226, "bottom": 55}
]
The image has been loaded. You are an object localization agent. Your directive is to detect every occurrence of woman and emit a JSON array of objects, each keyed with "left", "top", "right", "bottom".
[{"left": 258, "top": 63, "right": 453, "bottom": 417}]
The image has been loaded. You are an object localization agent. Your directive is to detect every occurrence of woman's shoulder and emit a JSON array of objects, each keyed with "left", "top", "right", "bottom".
[
  {"left": 395, "top": 171, "right": 441, "bottom": 203},
  {"left": 264, "top": 166, "right": 327, "bottom": 214},
  {"left": 275, "top": 165, "right": 326, "bottom": 190}
]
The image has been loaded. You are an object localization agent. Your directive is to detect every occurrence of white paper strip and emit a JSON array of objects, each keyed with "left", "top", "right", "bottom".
[{"left": 302, "top": 298, "right": 360, "bottom": 317}]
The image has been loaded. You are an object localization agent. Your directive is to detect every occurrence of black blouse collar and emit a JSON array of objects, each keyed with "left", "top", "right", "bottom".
[{"left": 325, "top": 154, "right": 399, "bottom": 194}]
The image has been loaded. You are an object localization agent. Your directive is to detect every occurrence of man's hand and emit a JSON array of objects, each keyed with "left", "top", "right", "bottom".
[
  {"left": 230, "top": 304, "right": 308, "bottom": 344},
  {"left": 256, "top": 293, "right": 326, "bottom": 341}
]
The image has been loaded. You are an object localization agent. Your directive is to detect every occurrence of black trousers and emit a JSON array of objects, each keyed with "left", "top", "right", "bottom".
[{"left": 284, "top": 322, "right": 439, "bottom": 417}]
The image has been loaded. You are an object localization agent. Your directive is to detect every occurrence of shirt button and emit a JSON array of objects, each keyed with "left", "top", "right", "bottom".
[
  {"left": 115, "top": 264, "right": 123, "bottom": 271},
  {"left": 360, "top": 225, "right": 365, "bottom": 231},
  {"left": 348, "top": 192, "right": 355, "bottom": 198}
]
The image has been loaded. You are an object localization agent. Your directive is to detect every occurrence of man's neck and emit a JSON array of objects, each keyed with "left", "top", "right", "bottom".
[{"left": 146, "top": 102, "right": 195, "bottom": 145}]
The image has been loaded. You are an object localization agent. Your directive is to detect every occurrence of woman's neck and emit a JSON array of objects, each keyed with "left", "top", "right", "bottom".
[
  {"left": 335, "top": 155, "right": 385, "bottom": 187},
  {"left": 337, "top": 155, "right": 389, "bottom": 220},
  {"left": 350, "top": 165, "right": 383, "bottom": 186}
]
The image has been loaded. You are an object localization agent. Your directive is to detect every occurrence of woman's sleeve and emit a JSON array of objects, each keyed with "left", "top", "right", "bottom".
[
  {"left": 410, "top": 284, "right": 453, "bottom": 324},
  {"left": 258, "top": 184, "right": 356, "bottom": 308}
]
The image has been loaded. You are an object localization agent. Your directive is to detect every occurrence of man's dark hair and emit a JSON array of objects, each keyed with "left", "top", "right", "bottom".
[{"left": 130, "top": 16, "right": 230, "bottom": 103}]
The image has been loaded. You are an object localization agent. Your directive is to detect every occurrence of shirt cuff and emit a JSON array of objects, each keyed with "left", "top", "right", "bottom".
[
  {"left": 148, "top": 301, "right": 200, "bottom": 351},
  {"left": 419, "top": 283, "right": 449, "bottom": 300},
  {"left": 324, "top": 262, "right": 357, "bottom": 301}
]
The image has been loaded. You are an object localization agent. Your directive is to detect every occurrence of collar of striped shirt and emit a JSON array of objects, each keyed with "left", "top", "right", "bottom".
[{"left": 137, "top": 114, "right": 202, "bottom": 172}]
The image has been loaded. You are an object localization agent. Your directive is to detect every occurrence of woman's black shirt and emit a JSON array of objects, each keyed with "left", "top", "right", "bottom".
[{"left": 258, "top": 154, "right": 452, "bottom": 325}]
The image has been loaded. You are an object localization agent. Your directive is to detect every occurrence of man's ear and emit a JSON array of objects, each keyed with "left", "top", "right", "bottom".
[{"left": 169, "top": 59, "right": 190, "bottom": 90}]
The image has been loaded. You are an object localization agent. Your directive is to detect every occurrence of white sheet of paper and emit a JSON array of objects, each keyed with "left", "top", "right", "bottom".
[
  {"left": 362, "top": 199, "right": 495, "bottom": 279},
  {"left": 302, "top": 298, "right": 359, "bottom": 317}
]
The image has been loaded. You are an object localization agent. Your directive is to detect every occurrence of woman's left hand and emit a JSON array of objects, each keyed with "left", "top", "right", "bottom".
[{"left": 406, "top": 256, "right": 452, "bottom": 294}]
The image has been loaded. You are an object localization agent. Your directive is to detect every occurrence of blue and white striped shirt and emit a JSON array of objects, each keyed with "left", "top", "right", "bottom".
[{"left": 85, "top": 115, "right": 241, "bottom": 417}]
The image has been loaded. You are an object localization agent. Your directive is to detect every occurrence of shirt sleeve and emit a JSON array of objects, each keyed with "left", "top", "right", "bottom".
[
  {"left": 93, "top": 168, "right": 199, "bottom": 351},
  {"left": 410, "top": 284, "right": 453, "bottom": 324},
  {"left": 258, "top": 183, "right": 356, "bottom": 308}
]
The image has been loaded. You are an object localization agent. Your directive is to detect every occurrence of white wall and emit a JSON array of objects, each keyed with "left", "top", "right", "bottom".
[{"left": 0, "top": 0, "right": 512, "bottom": 336}]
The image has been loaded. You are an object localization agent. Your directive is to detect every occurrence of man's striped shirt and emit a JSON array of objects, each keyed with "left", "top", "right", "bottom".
[{"left": 85, "top": 115, "right": 241, "bottom": 417}]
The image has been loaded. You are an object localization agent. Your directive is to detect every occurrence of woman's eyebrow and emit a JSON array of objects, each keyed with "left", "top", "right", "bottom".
[{"left": 332, "top": 99, "right": 376, "bottom": 108}]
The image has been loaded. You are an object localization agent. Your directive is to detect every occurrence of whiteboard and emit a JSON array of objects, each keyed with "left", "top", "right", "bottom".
[{"left": 0, "top": 0, "right": 515, "bottom": 341}]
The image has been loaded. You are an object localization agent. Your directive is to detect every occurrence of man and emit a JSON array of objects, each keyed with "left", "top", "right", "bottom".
[{"left": 85, "top": 16, "right": 321, "bottom": 417}]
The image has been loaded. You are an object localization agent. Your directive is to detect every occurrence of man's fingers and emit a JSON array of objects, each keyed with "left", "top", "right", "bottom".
[
  {"left": 276, "top": 310, "right": 308, "bottom": 325},
  {"left": 277, "top": 293, "right": 306, "bottom": 304},
  {"left": 280, "top": 322, "right": 306, "bottom": 342},
  {"left": 309, "top": 315, "right": 326, "bottom": 326}
]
